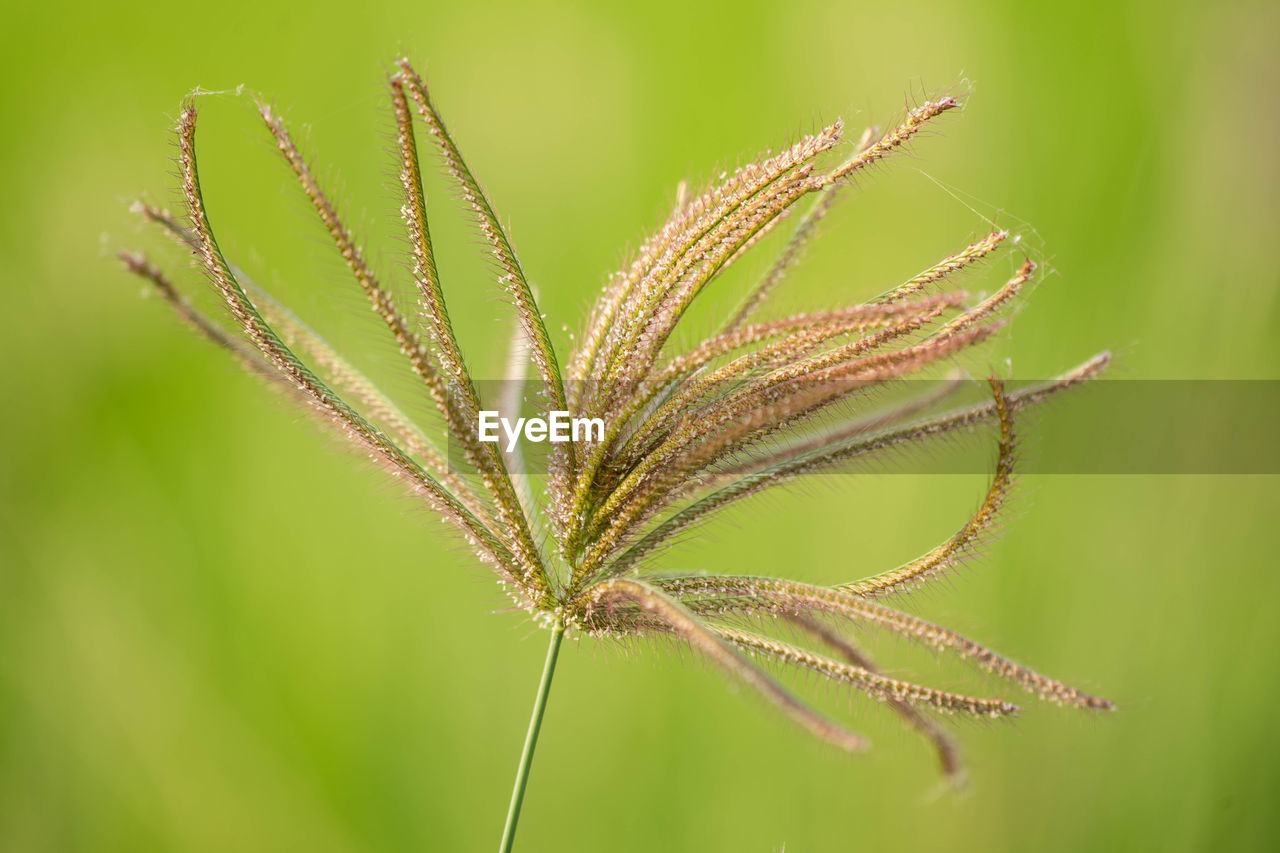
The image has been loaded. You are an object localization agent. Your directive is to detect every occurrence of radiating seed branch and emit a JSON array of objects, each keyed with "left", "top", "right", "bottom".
[
  {"left": 175, "top": 103, "right": 516, "bottom": 582},
  {"left": 843, "top": 376, "right": 1015, "bottom": 596},
  {"left": 390, "top": 76, "right": 549, "bottom": 593},
  {"left": 584, "top": 578, "right": 868, "bottom": 752}
]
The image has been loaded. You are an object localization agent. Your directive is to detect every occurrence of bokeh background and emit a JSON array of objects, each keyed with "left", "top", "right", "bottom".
[{"left": 3, "top": 0, "right": 1278, "bottom": 850}]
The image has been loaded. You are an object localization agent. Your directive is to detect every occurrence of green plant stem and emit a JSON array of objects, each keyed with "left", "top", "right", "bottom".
[{"left": 498, "top": 620, "right": 565, "bottom": 853}]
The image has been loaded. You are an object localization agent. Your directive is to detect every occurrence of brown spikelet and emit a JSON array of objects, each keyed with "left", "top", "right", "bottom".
[
  {"left": 396, "top": 61, "right": 567, "bottom": 418},
  {"left": 398, "top": 62, "right": 578, "bottom": 528},
  {"left": 612, "top": 297, "right": 963, "bottom": 472},
  {"left": 390, "top": 76, "right": 547, "bottom": 592},
  {"left": 822, "top": 97, "right": 961, "bottom": 185},
  {"left": 586, "top": 579, "right": 868, "bottom": 752},
  {"left": 589, "top": 124, "right": 843, "bottom": 410},
  {"left": 723, "top": 125, "right": 882, "bottom": 332},
  {"left": 580, "top": 323, "right": 997, "bottom": 572},
  {"left": 607, "top": 356, "right": 1108, "bottom": 574},
  {"left": 657, "top": 574, "right": 1112, "bottom": 710},
  {"left": 786, "top": 613, "right": 964, "bottom": 781},
  {"left": 843, "top": 376, "right": 1016, "bottom": 596},
  {"left": 124, "top": 203, "right": 491, "bottom": 521},
  {"left": 119, "top": 249, "right": 273, "bottom": 378},
  {"left": 874, "top": 230, "right": 1010, "bottom": 304},
  {"left": 716, "top": 626, "right": 1020, "bottom": 718},
  {"left": 256, "top": 102, "right": 459, "bottom": 421},
  {"left": 933, "top": 259, "right": 1035, "bottom": 338},
  {"left": 169, "top": 103, "right": 516, "bottom": 581}
]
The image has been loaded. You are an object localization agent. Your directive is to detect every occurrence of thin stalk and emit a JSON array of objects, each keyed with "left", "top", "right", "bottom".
[{"left": 499, "top": 620, "right": 565, "bottom": 853}]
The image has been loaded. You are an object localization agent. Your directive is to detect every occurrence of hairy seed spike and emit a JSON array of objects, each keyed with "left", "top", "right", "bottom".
[
  {"left": 119, "top": 250, "right": 276, "bottom": 380},
  {"left": 499, "top": 317, "right": 542, "bottom": 532},
  {"left": 390, "top": 74, "right": 549, "bottom": 594},
  {"left": 586, "top": 579, "right": 869, "bottom": 752},
  {"left": 396, "top": 60, "right": 569, "bottom": 454},
  {"left": 874, "top": 230, "right": 1010, "bottom": 304},
  {"left": 121, "top": 250, "right": 505, "bottom": 541},
  {"left": 711, "top": 369, "right": 968, "bottom": 484},
  {"left": 722, "top": 125, "right": 882, "bottom": 334},
  {"left": 654, "top": 575, "right": 1113, "bottom": 710},
  {"left": 822, "top": 97, "right": 961, "bottom": 186},
  {"left": 593, "top": 317, "right": 943, "bottom": 543},
  {"left": 252, "top": 286, "right": 495, "bottom": 525},
  {"left": 173, "top": 104, "right": 516, "bottom": 580},
  {"left": 785, "top": 613, "right": 965, "bottom": 782},
  {"left": 662, "top": 296, "right": 964, "bottom": 386},
  {"left": 578, "top": 324, "right": 997, "bottom": 579},
  {"left": 607, "top": 352, "right": 1110, "bottom": 574},
  {"left": 620, "top": 168, "right": 820, "bottom": 389},
  {"left": 592, "top": 124, "right": 843, "bottom": 412},
  {"left": 257, "top": 102, "right": 456, "bottom": 409},
  {"left": 616, "top": 296, "right": 965, "bottom": 469},
  {"left": 590, "top": 295, "right": 966, "bottom": 493},
  {"left": 563, "top": 155, "right": 846, "bottom": 555},
  {"left": 715, "top": 626, "right": 1019, "bottom": 718},
  {"left": 722, "top": 188, "right": 841, "bottom": 334},
  {"left": 934, "top": 259, "right": 1034, "bottom": 339},
  {"left": 843, "top": 377, "right": 1016, "bottom": 596},
  {"left": 396, "top": 60, "right": 566, "bottom": 400},
  {"left": 127, "top": 202, "right": 491, "bottom": 521}
]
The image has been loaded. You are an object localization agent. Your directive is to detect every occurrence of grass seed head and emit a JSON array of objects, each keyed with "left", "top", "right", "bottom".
[{"left": 122, "top": 60, "right": 1112, "bottom": 779}]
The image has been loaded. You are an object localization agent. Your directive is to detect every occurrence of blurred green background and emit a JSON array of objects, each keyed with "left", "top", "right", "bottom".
[{"left": 2, "top": 0, "right": 1278, "bottom": 850}]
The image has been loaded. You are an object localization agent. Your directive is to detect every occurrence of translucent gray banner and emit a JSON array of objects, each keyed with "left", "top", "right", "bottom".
[{"left": 437, "top": 380, "right": 1280, "bottom": 475}]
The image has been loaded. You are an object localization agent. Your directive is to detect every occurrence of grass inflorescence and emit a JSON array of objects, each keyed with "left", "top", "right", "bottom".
[{"left": 121, "top": 58, "right": 1112, "bottom": 849}]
